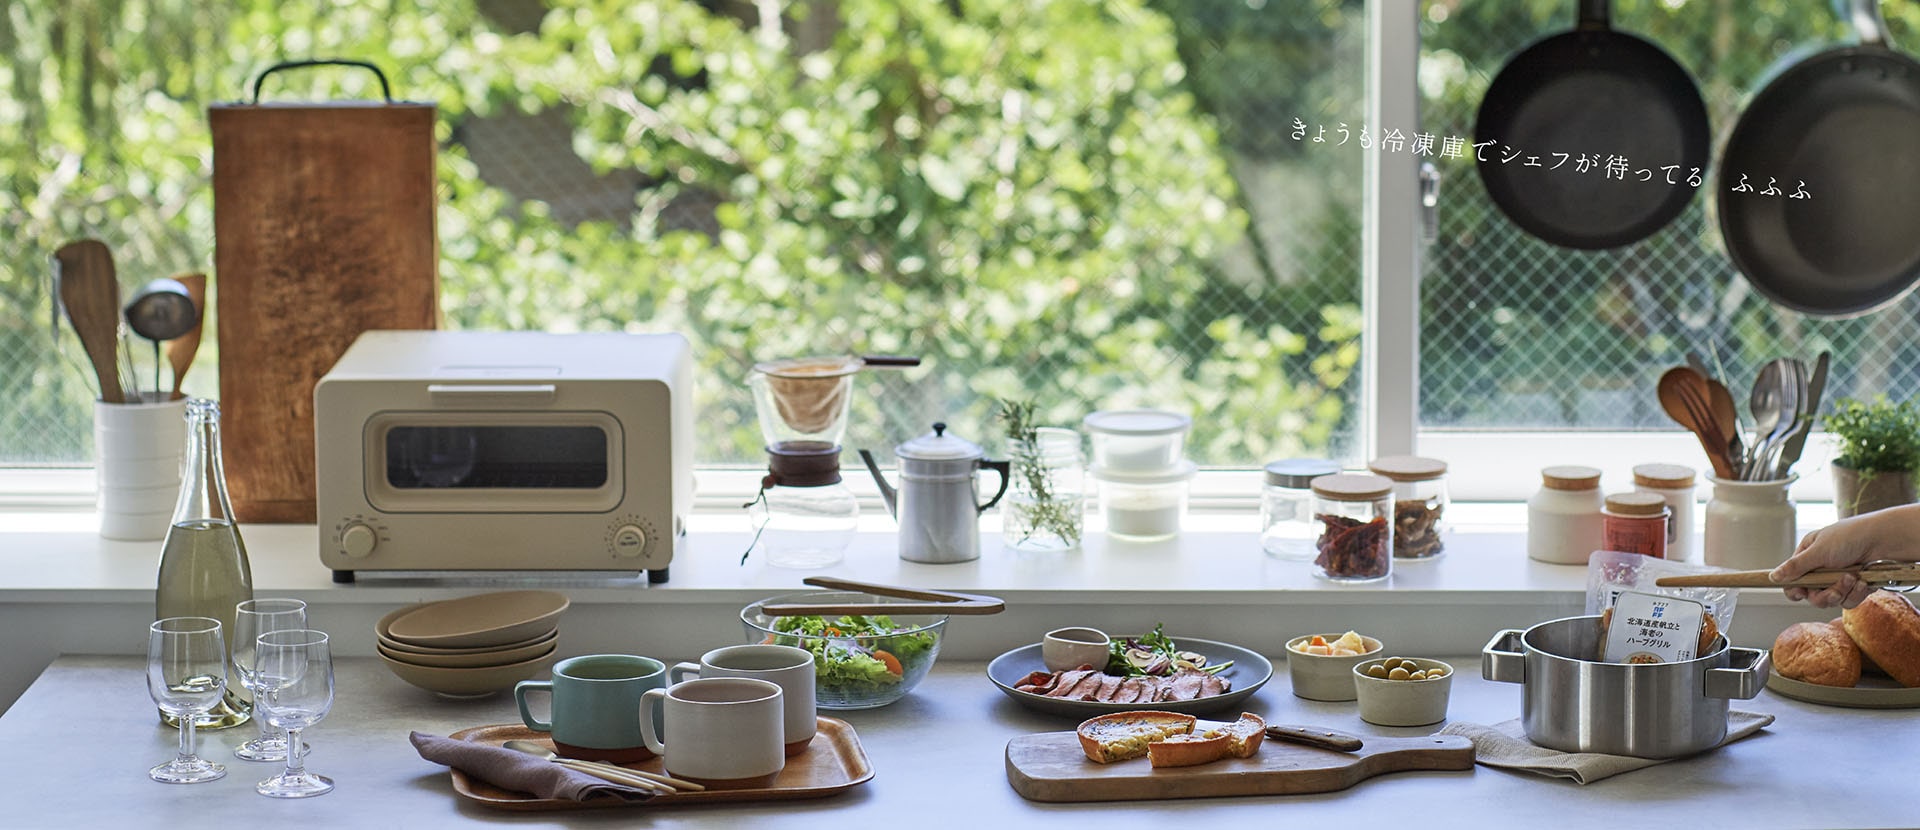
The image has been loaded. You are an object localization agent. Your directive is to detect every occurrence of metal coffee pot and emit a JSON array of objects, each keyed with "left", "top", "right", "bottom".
[{"left": 859, "top": 423, "right": 1011, "bottom": 564}]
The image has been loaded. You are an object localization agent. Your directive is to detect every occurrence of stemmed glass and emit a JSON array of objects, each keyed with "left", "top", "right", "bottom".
[
  {"left": 147, "top": 617, "right": 227, "bottom": 784},
  {"left": 231, "top": 598, "right": 308, "bottom": 761},
  {"left": 254, "top": 629, "right": 335, "bottom": 798}
]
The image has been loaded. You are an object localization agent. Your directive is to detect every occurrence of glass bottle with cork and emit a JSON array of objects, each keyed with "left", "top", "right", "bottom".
[
  {"left": 156, "top": 397, "right": 254, "bottom": 729},
  {"left": 1366, "top": 455, "right": 1448, "bottom": 560}
]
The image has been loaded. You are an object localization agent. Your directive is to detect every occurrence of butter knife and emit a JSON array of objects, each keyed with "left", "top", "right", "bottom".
[{"left": 1775, "top": 350, "right": 1828, "bottom": 477}]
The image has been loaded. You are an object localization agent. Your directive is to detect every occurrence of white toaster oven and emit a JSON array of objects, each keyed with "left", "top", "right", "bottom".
[{"left": 314, "top": 331, "right": 693, "bottom": 583}]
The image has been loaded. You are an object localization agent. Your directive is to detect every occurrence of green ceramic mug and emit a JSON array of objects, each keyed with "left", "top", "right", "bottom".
[{"left": 514, "top": 654, "right": 666, "bottom": 763}]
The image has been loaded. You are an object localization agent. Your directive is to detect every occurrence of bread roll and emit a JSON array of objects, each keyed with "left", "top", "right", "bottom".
[
  {"left": 1842, "top": 591, "right": 1920, "bottom": 688},
  {"left": 1772, "top": 621, "right": 1861, "bottom": 687},
  {"left": 1076, "top": 711, "right": 1195, "bottom": 763}
]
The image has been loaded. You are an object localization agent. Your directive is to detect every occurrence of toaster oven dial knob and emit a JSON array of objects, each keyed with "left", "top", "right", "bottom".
[
  {"left": 611, "top": 525, "right": 648, "bottom": 558},
  {"left": 340, "top": 523, "right": 379, "bottom": 558}
]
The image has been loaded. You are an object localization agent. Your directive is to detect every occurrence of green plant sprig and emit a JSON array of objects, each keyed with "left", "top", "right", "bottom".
[
  {"left": 1823, "top": 395, "right": 1920, "bottom": 474},
  {"left": 996, "top": 398, "right": 1082, "bottom": 545}
]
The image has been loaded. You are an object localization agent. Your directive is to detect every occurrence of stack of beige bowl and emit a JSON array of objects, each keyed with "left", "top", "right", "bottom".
[{"left": 376, "top": 590, "right": 568, "bottom": 698}]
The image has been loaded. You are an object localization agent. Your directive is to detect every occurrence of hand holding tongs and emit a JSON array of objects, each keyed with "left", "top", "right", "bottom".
[
  {"left": 757, "top": 576, "right": 1008, "bottom": 616},
  {"left": 1655, "top": 560, "right": 1920, "bottom": 592}
]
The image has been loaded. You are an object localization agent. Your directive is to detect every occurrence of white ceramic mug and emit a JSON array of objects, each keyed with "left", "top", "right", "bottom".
[
  {"left": 1042, "top": 627, "right": 1110, "bottom": 672},
  {"left": 94, "top": 397, "right": 186, "bottom": 540},
  {"left": 671, "top": 644, "right": 816, "bottom": 755},
  {"left": 640, "top": 677, "right": 784, "bottom": 783}
]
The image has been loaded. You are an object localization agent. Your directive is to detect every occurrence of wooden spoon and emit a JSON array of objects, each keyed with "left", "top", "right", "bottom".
[
  {"left": 1657, "top": 367, "right": 1734, "bottom": 479},
  {"left": 53, "top": 240, "right": 125, "bottom": 403},
  {"left": 165, "top": 273, "right": 207, "bottom": 400}
]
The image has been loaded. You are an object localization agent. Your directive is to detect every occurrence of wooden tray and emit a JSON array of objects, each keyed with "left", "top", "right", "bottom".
[
  {"left": 447, "top": 718, "right": 872, "bottom": 810},
  {"left": 1005, "top": 730, "right": 1472, "bottom": 803}
]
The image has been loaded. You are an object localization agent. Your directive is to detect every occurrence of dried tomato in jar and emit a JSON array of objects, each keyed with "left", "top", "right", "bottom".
[
  {"left": 1308, "top": 473, "right": 1395, "bottom": 583},
  {"left": 1366, "top": 455, "right": 1449, "bottom": 560}
]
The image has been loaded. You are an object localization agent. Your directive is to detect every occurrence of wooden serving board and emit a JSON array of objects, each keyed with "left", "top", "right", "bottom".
[
  {"left": 1005, "top": 731, "right": 1473, "bottom": 802},
  {"left": 210, "top": 95, "right": 439, "bottom": 522},
  {"left": 446, "top": 718, "right": 873, "bottom": 811}
]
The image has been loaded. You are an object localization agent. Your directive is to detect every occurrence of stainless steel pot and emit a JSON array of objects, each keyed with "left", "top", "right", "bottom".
[{"left": 1482, "top": 615, "right": 1769, "bottom": 759}]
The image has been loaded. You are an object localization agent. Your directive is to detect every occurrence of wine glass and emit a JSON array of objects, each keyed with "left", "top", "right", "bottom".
[
  {"left": 231, "top": 598, "right": 308, "bottom": 761},
  {"left": 147, "top": 617, "right": 227, "bottom": 784},
  {"left": 254, "top": 629, "right": 334, "bottom": 798}
]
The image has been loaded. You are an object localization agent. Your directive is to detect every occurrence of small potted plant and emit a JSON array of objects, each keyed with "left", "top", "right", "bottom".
[{"left": 1824, "top": 395, "right": 1920, "bottom": 518}]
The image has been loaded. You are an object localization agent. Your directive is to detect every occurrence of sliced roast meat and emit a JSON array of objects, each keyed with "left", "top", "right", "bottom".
[
  {"left": 1167, "top": 669, "right": 1206, "bottom": 701},
  {"left": 1041, "top": 669, "right": 1096, "bottom": 697}
]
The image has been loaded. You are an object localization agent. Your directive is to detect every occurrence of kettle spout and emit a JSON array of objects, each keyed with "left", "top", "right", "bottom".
[{"left": 857, "top": 449, "right": 899, "bottom": 518}]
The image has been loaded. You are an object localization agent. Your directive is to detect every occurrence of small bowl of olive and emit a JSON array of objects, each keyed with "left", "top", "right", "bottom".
[{"left": 1351, "top": 656, "right": 1453, "bottom": 727}]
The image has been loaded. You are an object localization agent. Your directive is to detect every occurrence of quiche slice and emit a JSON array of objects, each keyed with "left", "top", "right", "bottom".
[{"left": 1075, "top": 711, "right": 1197, "bottom": 763}]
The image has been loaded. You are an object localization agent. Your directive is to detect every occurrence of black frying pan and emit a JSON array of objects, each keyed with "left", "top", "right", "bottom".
[
  {"left": 1717, "top": 0, "right": 1920, "bottom": 317},
  {"left": 1475, "top": 0, "right": 1710, "bottom": 250}
]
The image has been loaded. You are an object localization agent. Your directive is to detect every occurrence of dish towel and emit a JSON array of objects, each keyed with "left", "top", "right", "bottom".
[
  {"left": 1437, "top": 710, "right": 1774, "bottom": 785},
  {"left": 410, "top": 732, "right": 656, "bottom": 802}
]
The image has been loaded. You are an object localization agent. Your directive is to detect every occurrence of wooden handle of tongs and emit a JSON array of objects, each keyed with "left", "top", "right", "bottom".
[
  {"left": 1656, "top": 563, "right": 1920, "bottom": 589},
  {"left": 757, "top": 576, "right": 1006, "bottom": 616}
]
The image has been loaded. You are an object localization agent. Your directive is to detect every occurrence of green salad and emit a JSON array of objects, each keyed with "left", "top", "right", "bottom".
[{"left": 769, "top": 614, "right": 938, "bottom": 693}]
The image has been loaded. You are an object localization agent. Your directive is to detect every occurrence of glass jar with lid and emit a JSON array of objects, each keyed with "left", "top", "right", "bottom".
[
  {"left": 1366, "top": 455, "right": 1449, "bottom": 560},
  {"left": 1527, "top": 465, "right": 1604, "bottom": 564},
  {"left": 1632, "top": 463, "right": 1696, "bottom": 562},
  {"left": 1602, "top": 491, "right": 1670, "bottom": 559},
  {"left": 1260, "top": 459, "right": 1342, "bottom": 560},
  {"left": 1309, "top": 473, "right": 1395, "bottom": 583}
]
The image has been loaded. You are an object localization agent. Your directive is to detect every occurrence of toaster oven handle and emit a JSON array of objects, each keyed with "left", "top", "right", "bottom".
[{"left": 427, "top": 384, "right": 558, "bottom": 403}]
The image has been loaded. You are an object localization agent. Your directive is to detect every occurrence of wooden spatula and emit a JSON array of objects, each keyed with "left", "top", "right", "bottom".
[
  {"left": 53, "top": 240, "right": 126, "bottom": 403},
  {"left": 166, "top": 273, "right": 207, "bottom": 400},
  {"left": 756, "top": 576, "right": 1006, "bottom": 616}
]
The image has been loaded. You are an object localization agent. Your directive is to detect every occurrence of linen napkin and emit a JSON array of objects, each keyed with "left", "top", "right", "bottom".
[
  {"left": 410, "top": 732, "right": 656, "bottom": 803},
  {"left": 1437, "top": 710, "right": 1774, "bottom": 785}
]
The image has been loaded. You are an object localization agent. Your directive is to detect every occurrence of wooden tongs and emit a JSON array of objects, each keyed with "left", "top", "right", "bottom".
[
  {"left": 1656, "top": 561, "right": 1920, "bottom": 591},
  {"left": 757, "top": 577, "right": 1007, "bottom": 616}
]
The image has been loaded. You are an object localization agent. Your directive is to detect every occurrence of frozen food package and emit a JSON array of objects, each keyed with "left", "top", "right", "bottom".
[{"left": 1586, "top": 551, "right": 1738, "bottom": 648}]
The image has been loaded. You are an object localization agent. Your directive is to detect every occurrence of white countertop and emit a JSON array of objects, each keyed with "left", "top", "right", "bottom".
[{"left": 1, "top": 654, "right": 1908, "bottom": 828}]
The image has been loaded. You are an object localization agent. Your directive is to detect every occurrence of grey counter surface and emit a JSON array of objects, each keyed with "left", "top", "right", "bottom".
[{"left": 0, "top": 654, "right": 1911, "bottom": 828}]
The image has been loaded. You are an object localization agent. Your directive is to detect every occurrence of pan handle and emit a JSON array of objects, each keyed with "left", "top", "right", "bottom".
[
  {"left": 1841, "top": 0, "right": 1890, "bottom": 47},
  {"left": 1576, "top": 0, "right": 1611, "bottom": 31},
  {"left": 250, "top": 59, "right": 395, "bottom": 104},
  {"left": 1482, "top": 629, "right": 1527, "bottom": 684}
]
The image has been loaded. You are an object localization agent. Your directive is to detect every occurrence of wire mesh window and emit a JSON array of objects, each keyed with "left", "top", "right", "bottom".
[
  {"left": 2, "top": 0, "right": 1366, "bottom": 468},
  {"left": 1419, "top": 0, "right": 1920, "bottom": 431}
]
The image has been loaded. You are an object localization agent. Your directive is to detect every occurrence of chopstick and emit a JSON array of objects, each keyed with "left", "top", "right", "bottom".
[
  {"left": 553, "top": 758, "right": 706, "bottom": 793},
  {"left": 1655, "top": 563, "right": 1920, "bottom": 590}
]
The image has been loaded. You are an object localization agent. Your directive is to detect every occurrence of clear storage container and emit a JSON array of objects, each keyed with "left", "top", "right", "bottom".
[
  {"left": 1309, "top": 473, "right": 1394, "bottom": 583},
  {"left": 1366, "top": 455, "right": 1449, "bottom": 560},
  {"left": 1081, "top": 409, "right": 1191, "bottom": 473},
  {"left": 1261, "top": 459, "right": 1342, "bottom": 560},
  {"left": 1093, "top": 461, "right": 1196, "bottom": 541}
]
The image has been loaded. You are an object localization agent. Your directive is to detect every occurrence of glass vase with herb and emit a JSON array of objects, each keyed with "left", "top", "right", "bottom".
[{"left": 998, "top": 400, "right": 1085, "bottom": 553}]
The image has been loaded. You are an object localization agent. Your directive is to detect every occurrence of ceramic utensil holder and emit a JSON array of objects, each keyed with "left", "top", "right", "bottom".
[
  {"left": 1703, "top": 475, "right": 1797, "bottom": 571},
  {"left": 94, "top": 396, "right": 187, "bottom": 540}
]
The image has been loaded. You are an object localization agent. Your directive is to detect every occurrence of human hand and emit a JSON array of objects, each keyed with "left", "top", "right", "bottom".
[{"left": 1771, "top": 516, "right": 1883, "bottom": 609}]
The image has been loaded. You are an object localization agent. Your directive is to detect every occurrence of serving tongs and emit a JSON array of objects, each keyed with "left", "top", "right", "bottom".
[
  {"left": 1655, "top": 560, "right": 1920, "bottom": 592},
  {"left": 756, "top": 576, "right": 1007, "bottom": 616}
]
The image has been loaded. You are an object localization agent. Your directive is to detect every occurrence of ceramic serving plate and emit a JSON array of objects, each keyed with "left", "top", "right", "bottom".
[
  {"left": 986, "top": 636, "right": 1272, "bottom": 718},
  {"left": 1766, "top": 664, "right": 1920, "bottom": 709}
]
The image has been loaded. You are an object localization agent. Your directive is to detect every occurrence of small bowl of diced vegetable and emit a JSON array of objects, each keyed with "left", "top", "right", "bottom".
[{"left": 741, "top": 591, "right": 946, "bottom": 710}]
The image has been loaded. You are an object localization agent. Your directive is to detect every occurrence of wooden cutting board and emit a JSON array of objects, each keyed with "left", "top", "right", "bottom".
[
  {"left": 209, "top": 61, "right": 439, "bottom": 522},
  {"left": 1005, "top": 731, "right": 1473, "bottom": 802}
]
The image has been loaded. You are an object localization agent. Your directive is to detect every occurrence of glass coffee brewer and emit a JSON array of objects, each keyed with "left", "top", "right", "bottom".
[{"left": 745, "top": 355, "right": 918, "bottom": 568}]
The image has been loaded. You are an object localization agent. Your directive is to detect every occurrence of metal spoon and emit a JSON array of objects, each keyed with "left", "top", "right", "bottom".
[
  {"left": 499, "top": 740, "right": 700, "bottom": 792},
  {"left": 1747, "top": 359, "right": 1797, "bottom": 480},
  {"left": 124, "top": 278, "right": 198, "bottom": 402}
]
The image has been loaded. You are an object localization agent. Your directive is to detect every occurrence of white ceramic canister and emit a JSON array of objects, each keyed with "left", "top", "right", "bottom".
[
  {"left": 1703, "top": 474, "right": 1797, "bottom": 571},
  {"left": 1633, "top": 463, "right": 1697, "bottom": 562},
  {"left": 1527, "top": 465, "right": 1604, "bottom": 565}
]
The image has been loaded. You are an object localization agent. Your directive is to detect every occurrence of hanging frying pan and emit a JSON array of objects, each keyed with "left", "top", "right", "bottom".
[
  {"left": 1717, "top": 0, "right": 1920, "bottom": 317},
  {"left": 1474, "top": 0, "right": 1711, "bottom": 250}
]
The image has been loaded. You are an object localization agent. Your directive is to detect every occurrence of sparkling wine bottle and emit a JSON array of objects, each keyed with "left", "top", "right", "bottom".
[{"left": 156, "top": 397, "right": 254, "bottom": 729}]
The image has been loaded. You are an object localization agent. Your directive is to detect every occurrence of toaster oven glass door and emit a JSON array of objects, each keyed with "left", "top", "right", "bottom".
[{"left": 364, "top": 411, "right": 623, "bottom": 513}]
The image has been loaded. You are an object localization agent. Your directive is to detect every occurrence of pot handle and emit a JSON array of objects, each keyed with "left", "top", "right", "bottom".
[
  {"left": 1482, "top": 629, "right": 1526, "bottom": 684},
  {"left": 976, "top": 459, "right": 1011, "bottom": 513},
  {"left": 1704, "top": 647, "right": 1771, "bottom": 700}
]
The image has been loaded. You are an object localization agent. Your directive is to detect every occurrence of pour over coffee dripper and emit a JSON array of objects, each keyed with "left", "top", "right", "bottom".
[{"left": 749, "top": 355, "right": 919, "bottom": 450}]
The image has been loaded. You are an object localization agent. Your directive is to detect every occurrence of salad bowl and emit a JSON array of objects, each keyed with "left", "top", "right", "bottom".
[{"left": 741, "top": 591, "right": 947, "bottom": 710}]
